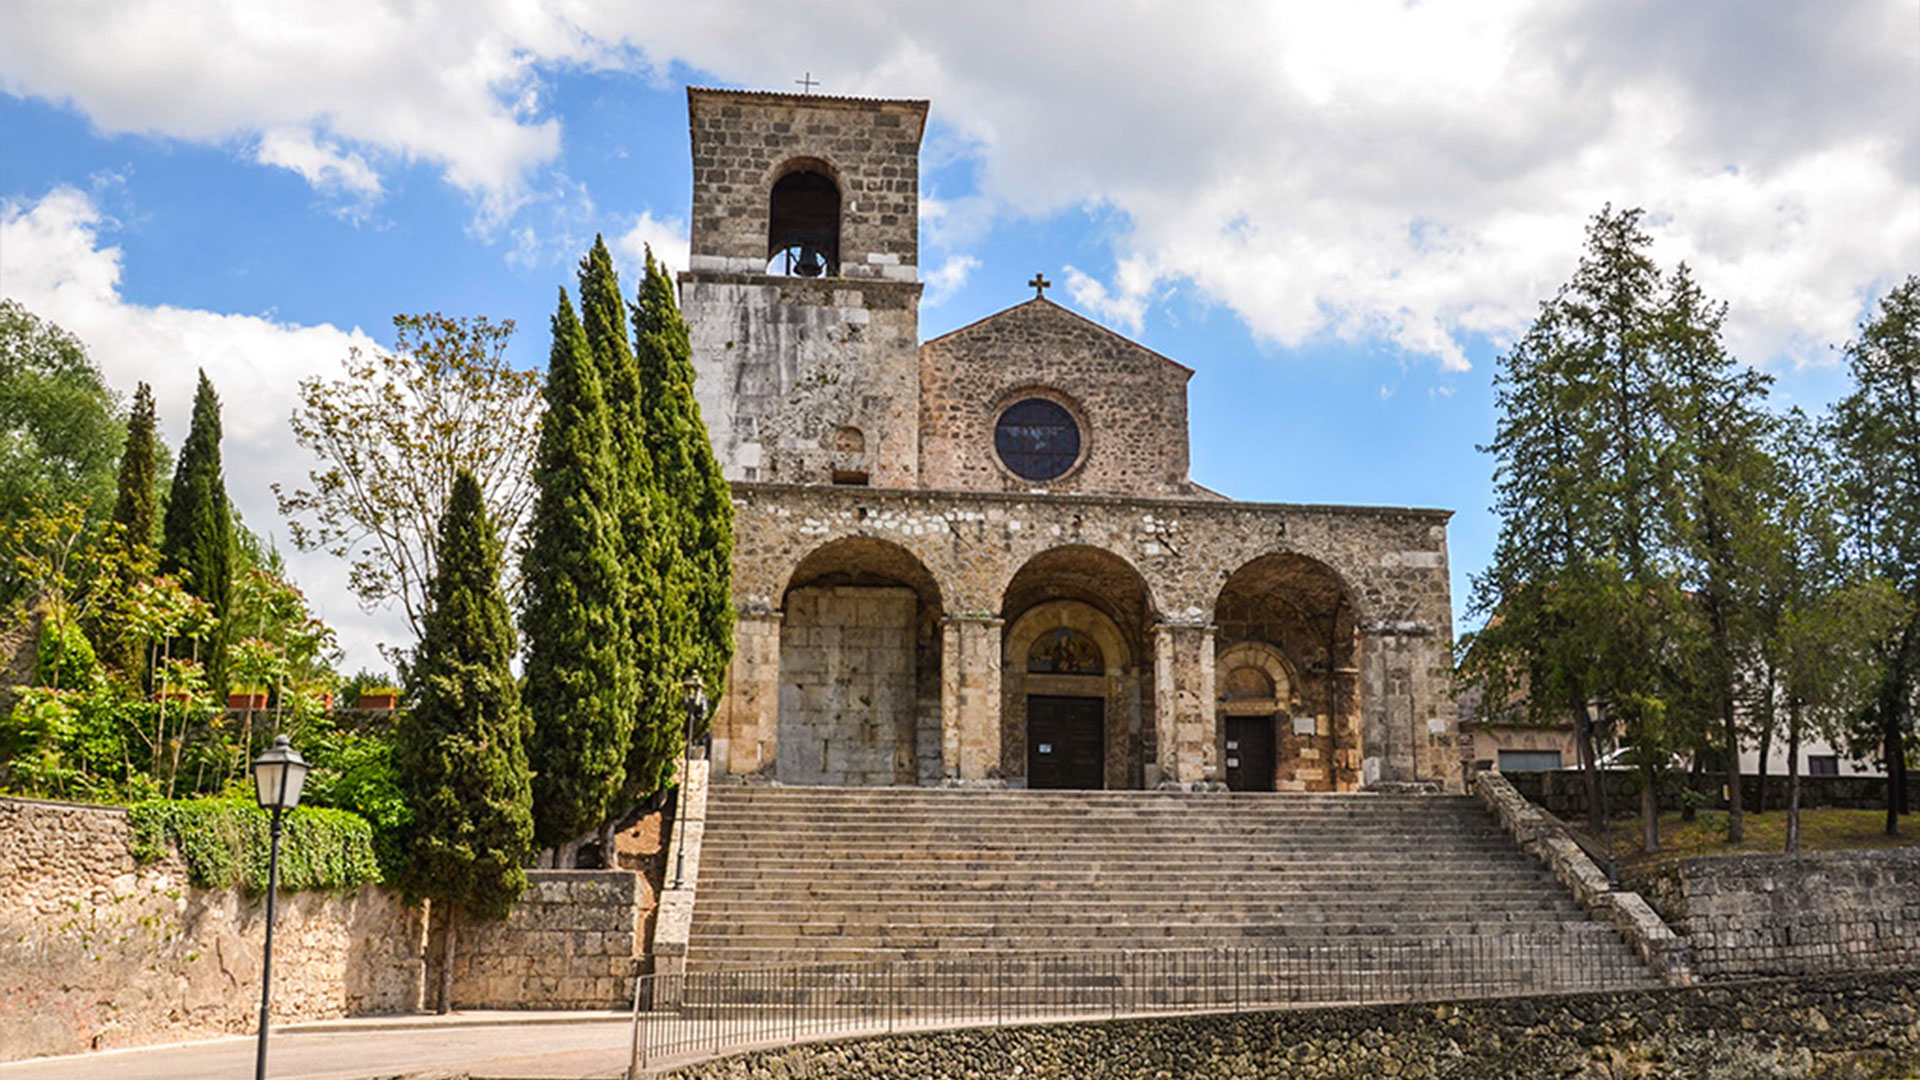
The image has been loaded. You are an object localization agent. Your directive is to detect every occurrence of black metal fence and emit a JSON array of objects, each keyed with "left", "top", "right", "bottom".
[{"left": 628, "top": 927, "right": 1655, "bottom": 1074}]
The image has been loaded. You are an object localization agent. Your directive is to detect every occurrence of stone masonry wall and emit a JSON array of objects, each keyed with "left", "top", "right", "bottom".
[
  {"left": 436, "top": 870, "right": 641, "bottom": 1010},
  {"left": 0, "top": 797, "right": 425, "bottom": 1063},
  {"left": 661, "top": 971, "right": 1920, "bottom": 1080},
  {"left": 716, "top": 483, "right": 1457, "bottom": 790},
  {"left": 1636, "top": 849, "right": 1920, "bottom": 979},
  {"left": 777, "top": 585, "right": 920, "bottom": 785},
  {"left": 918, "top": 299, "right": 1197, "bottom": 498}
]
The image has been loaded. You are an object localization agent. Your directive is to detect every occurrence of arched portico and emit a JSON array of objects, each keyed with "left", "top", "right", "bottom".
[{"left": 1214, "top": 553, "right": 1362, "bottom": 791}]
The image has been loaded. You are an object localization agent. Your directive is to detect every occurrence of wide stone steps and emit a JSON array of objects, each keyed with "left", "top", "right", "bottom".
[{"left": 685, "top": 787, "right": 1648, "bottom": 982}]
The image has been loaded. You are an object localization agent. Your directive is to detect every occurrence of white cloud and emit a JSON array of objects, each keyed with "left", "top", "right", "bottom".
[
  {"left": 923, "top": 255, "right": 979, "bottom": 306},
  {"left": 0, "top": 185, "right": 404, "bottom": 670},
  {"left": 4, "top": 0, "right": 1913, "bottom": 369},
  {"left": 612, "top": 210, "right": 690, "bottom": 278}
]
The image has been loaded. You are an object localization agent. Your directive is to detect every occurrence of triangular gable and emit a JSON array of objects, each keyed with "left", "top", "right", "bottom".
[{"left": 921, "top": 297, "right": 1195, "bottom": 376}]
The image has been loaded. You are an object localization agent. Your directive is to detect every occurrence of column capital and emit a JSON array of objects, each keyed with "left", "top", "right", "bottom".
[
  {"left": 737, "top": 604, "right": 784, "bottom": 621},
  {"left": 1152, "top": 618, "right": 1215, "bottom": 633},
  {"left": 942, "top": 612, "right": 1005, "bottom": 627}
]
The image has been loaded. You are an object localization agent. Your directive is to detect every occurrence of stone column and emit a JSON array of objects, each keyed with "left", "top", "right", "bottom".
[
  {"left": 1358, "top": 622, "right": 1454, "bottom": 790},
  {"left": 712, "top": 609, "right": 782, "bottom": 779},
  {"left": 1151, "top": 621, "right": 1217, "bottom": 786},
  {"left": 940, "top": 615, "right": 1004, "bottom": 782}
]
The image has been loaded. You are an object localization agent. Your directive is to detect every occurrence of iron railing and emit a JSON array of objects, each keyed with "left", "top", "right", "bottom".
[{"left": 628, "top": 926, "right": 1654, "bottom": 1074}]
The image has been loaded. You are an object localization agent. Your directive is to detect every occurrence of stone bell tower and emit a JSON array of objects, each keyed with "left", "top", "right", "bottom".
[{"left": 680, "top": 87, "right": 928, "bottom": 488}]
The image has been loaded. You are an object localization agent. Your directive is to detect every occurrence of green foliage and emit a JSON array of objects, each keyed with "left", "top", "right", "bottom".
[
  {"left": 633, "top": 248, "right": 735, "bottom": 725},
  {"left": 522, "top": 288, "right": 635, "bottom": 849},
  {"left": 277, "top": 313, "right": 542, "bottom": 644},
  {"left": 578, "top": 237, "right": 679, "bottom": 799},
  {"left": 128, "top": 796, "right": 381, "bottom": 893},
  {"left": 112, "top": 382, "right": 160, "bottom": 553},
  {"left": 295, "top": 713, "right": 413, "bottom": 881},
  {"left": 0, "top": 300, "right": 123, "bottom": 555},
  {"left": 395, "top": 469, "right": 533, "bottom": 920},
  {"left": 160, "top": 371, "right": 232, "bottom": 694},
  {"left": 35, "top": 617, "right": 98, "bottom": 690}
]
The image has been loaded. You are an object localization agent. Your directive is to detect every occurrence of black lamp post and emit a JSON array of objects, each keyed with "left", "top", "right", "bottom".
[
  {"left": 250, "top": 735, "right": 309, "bottom": 1080},
  {"left": 1585, "top": 698, "right": 1618, "bottom": 890},
  {"left": 673, "top": 674, "right": 706, "bottom": 889}
]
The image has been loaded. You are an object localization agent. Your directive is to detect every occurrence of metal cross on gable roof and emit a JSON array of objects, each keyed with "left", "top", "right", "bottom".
[
  {"left": 1029, "top": 272, "right": 1051, "bottom": 299},
  {"left": 796, "top": 71, "right": 819, "bottom": 93}
]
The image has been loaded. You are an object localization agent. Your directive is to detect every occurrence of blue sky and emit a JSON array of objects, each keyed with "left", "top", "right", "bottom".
[{"left": 2, "top": 2, "right": 1914, "bottom": 670}]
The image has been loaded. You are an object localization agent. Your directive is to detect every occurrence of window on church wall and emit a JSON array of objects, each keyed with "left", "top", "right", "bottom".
[
  {"left": 995, "top": 398, "right": 1081, "bottom": 481},
  {"left": 1027, "top": 628, "right": 1104, "bottom": 675},
  {"left": 767, "top": 168, "right": 840, "bottom": 277}
]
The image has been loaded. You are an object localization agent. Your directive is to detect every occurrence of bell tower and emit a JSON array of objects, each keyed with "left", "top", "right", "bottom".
[{"left": 681, "top": 87, "right": 929, "bottom": 487}]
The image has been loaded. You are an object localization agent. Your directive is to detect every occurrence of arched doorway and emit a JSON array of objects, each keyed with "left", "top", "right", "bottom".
[
  {"left": 1214, "top": 554, "right": 1358, "bottom": 792},
  {"left": 778, "top": 537, "right": 942, "bottom": 785},
  {"left": 1000, "top": 546, "right": 1155, "bottom": 789}
]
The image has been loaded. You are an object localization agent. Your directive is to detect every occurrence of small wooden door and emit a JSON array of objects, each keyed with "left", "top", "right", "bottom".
[
  {"left": 1027, "top": 695, "right": 1105, "bottom": 789},
  {"left": 1224, "top": 716, "right": 1275, "bottom": 792}
]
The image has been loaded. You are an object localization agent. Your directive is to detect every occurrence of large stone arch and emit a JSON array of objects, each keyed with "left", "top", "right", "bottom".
[
  {"left": 1214, "top": 553, "right": 1361, "bottom": 791},
  {"left": 775, "top": 537, "right": 945, "bottom": 785},
  {"left": 999, "top": 546, "right": 1156, "bottom": 788}
]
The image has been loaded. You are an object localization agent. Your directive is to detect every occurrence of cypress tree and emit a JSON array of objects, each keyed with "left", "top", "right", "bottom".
[
  {"left": 396, "top": 468, "right": 534, "bottom": 1011},
  {"left": 160, "top": 371, "right": 232, "bottom": 693},
  {"left": 633, "top": 248, "right": 734, "bottom": 717},
  {"left": 578, "top": 236, "right": 680, "bottom": 797},
  {"left": 523, "top": 289, "right": 635, "bottom": 855},
  {"left": 101, "top": 381, "right": 159, "bottom": 678}
]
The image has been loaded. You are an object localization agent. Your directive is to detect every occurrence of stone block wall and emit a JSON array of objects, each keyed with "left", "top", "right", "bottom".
[
  {"left": 1636, "top": 849, "right": 1920, "bottom": 978},
  {"left": 661, "top": 971, "right": 1920, "bottom": 1080},
  {"left": 777, "top": 585, "right": 920, "bottom": 785},
  {"left": 437, "top": 870, "right": 641, "bottom": 1010},
  {"left": 0, "top": 797, "right": 425, "bottom": 1062}
]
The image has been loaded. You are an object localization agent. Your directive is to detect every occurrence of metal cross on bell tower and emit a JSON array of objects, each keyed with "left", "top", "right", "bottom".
[{"left": 1029, "top": 272, "right": 1051, "bottom": 299}]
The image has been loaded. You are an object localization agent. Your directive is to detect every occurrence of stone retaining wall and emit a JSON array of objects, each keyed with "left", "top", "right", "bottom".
[
  {"left": 0, "top": 796, "right": 425, "bottom": 1062},
  {"left": 1635, "top": 849, "right": 1920, "bottom": 978},
  {"left": 1504, "top": 769, "right": 1887, "bottom": 818},
  {"left": 660, "top": 971, "right": 1920, "bottom": 1080},
  {"left": 434, "top": 870, "right": 642, "bottom": 1009}
]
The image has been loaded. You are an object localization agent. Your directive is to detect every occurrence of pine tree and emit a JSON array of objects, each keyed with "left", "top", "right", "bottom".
[
  {"left": 113, "top": 382, "right": 159, "bottom": 556},
  {"left": 522, "top": 289, "right": 635, "bottom": 856},
  {"left": 396, "top": 468, "right": 534, "bottom": 1011},
  {"left": 160, "top": 371, "right": 232, "bottom": 693},
  {"left": 578, "top": 236, "right": 681, "bottom": 798},
  {"left": 632, "top": 247, "right": 734, "bottom": 723}
]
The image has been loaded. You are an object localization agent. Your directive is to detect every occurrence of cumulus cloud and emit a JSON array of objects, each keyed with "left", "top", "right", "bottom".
[
  {"left": 4, "top": 0, "right": 1914, "bottom": 369},
  {"left": 613, "top": 210, "right": 690, "bottom": 277},
  {"left": 0, "top": 185, "right": 404, "bottom": 669},
  {"left": 923, "top": 255, "right": 979, "bottom": 306}
]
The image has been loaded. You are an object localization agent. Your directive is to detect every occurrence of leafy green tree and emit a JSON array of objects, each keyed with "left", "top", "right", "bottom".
[
  {"left": 577, "top": 237, "right": 679, "bottom": 798},
  {"left": 633, "top": 248, "right": 735, "bottom": 717},
  {"left": 1466, "top": 207, "right": 1698, "bottom": 851},
  {"left": 277, "top": 314, "right": 542, "bottom": 648},
  {"left": 0, "top": 300, "right": 122, "bottom": 535},
  {"left": 160, "top": 371, "right": 232, "bottom": 694},
  {"left": 394, "top": 468, "right": 533, "bottom": 1012},
  {"left": 1829, "top": 275, "right": 1920, "bottom": 835},
  {"left": 98, "top": 382, "right": 161, "bottom": 677},
  {"left": 522, "top": 289, "right": 634, "bottom": 859}
]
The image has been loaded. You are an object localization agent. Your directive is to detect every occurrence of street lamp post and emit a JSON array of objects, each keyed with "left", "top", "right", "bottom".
[
  {"left": 1585, "top": 699, "right": 1618, "bottom": 890},
  {"left": 673, "top": 674, "right": 706, "bottom": 889},
  {"left": 250, "top": 735, "right": 310, "bottom": 1080}
]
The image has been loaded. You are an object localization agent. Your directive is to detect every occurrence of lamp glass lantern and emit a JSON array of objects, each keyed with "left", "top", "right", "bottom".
[{"left": 251, "top": 735, "right": 310, "bottom": 812}]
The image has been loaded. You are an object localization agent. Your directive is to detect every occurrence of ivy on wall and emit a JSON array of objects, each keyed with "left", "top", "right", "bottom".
[{"left": 128, "top": 797, "right": 381, "bottom": 893}]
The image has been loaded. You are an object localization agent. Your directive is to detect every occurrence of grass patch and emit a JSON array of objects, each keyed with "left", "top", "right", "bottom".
[{"left": 1579, "top": 807, "right": 1916, "bottom": 871}]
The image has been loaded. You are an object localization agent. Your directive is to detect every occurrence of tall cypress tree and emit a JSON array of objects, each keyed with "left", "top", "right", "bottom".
[
  {"left": 578, "top": 236, "right": 681, "bottom": 797},
  {"left": 160, "top": 371, "right": 232, "bottom": 693},
  {"left": 523, "top": 289, "right": 635, "bottom": 855},
  {"left": 101, "top": 381, "right": 159, "bottom": 678},
  {"left": 633, "top": 248, "right": 734, "bottom": 717},
  {"left": 396, "top": 468, "right": 534, "bottom": 1011}
]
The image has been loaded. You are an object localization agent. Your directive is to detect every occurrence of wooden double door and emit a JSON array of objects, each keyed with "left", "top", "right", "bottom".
[
  {"left": 1026, "top": 695, "right": 1104, "bottom": 789},
  {"left": 1223, "top": 715, "right": 1276, "bottom": 792}
]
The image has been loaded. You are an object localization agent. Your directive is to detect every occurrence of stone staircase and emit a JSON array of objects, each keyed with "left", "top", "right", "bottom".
[{"left": 684, "top": 787, "right": 1655, "bottom": 996}]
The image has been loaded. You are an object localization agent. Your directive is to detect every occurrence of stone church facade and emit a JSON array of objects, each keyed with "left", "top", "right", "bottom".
[{"left": 681, "top": 87, "right": 1459, "bottom": 793}]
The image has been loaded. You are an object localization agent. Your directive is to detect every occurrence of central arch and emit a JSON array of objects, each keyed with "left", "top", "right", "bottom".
[
  {"left": 1000, "top": 546, "right": 1155, "bottom": 789},
  {"left": 778, "top": 536, "right": 942, "bottom": 785}
]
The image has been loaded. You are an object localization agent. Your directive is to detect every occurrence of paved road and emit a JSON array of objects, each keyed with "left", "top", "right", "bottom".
[{"left": 0, "top": 1015, "right": 637, "bottom": 1080}]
